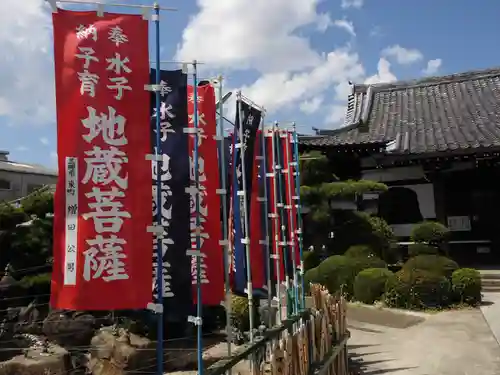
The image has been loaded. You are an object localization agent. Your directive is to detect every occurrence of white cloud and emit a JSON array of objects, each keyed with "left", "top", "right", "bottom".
[
  {"left": 382, "top": 44, "right": 423, "bottom": 65},
  {"left": 423, "top": 58, "right": 442, "bottom": 75},
  {"left": 175, "top": 0, "right": 333, "bottom": 74},
  {"left": 0, "top": 0, "right": 55, "bottom": 125},
  {"left": 326, "top": 104, "right": 347, "bottom": 125},
  {"left": 364, "top": 58, "right": 397, "bottom": 85},
  {"left": 341, "top": 0, "right": 364, "bottom": 9},
  {"left": 40, "top": 137, "right": 49, "bottom": 145},
  {"left": 300, "top": 96, "right": 324, "bottom": 114},
  {"left": 316, "top": 13, "right": 333, "bottom": 32},
  {"left": 333, "top": 19, "right": 356, "bottom": 37}
]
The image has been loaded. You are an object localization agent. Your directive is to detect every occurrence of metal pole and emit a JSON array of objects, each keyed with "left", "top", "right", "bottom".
[
  {"left": 152, "top": 4, "right": 164, "bottom": 375},
  {"left": 292, "top": 123, "right": 306, "bottom": 310},
  {"left": 258, "top": 117, "right": 273, "bottom": 327},
  {"left": 216, "top": 77, "right": 233, "bottom": 367},
  {"left": 236, "top": 91, "right": 255, "bottom": 343},
  {"left": 274, "top": 125, "right": 291, "bottom": 318},
  {"left": 283, "top": 129, "right": 299, "bottom": 315},
  {"left": 192, "top": 60, "right": 204, "bottom": 375},
  {"left": 269, "top": 122, "right": 282, "bottom": 323}
]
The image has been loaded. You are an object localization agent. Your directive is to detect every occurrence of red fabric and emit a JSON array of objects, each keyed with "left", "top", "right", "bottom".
[
  {"left": 187, "top": 84, "right": 224, "bottom": 305},
  {"left": 51, "top": 9, "right": 153, "bottom": 310},
  {"left": 265, "top": 130, "right": 285, "bottom": 281},
  {"left": 282, "top": 131, "right": 300, "bottom": 266},
  {"left": 249, "top": 133, "right": 265, "bottom": 289}
]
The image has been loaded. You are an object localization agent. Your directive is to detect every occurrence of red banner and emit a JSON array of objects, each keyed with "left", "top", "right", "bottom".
[
  {"left": 249, "top": 133, "right": 265, "bottom": 289},
  {"left": 51, "top": 9, "right": 153, "bottom": 310},
  {"left": 265, "top": 128, "right": 285, "bottom": 282},
  {"left": 282, "top": 131, "right": 300, "bottom": 266},
  {"left": 187, "top": 84, "right": 224, "bottom": 305}
]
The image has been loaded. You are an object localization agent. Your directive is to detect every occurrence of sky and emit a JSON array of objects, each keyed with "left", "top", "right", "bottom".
[{"left": 1, "top": 0, "right": 500, "bottom": 170}]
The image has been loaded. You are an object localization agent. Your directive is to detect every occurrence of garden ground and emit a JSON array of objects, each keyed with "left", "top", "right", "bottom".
[{"left": 348, "top": 302, "right": 500, "bottom": 375}]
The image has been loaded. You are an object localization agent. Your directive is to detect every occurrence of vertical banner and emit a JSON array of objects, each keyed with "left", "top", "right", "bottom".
[
  {"left": 282, "top": 131, "right": 300, "bottom": 266},
  {"left": 249, "top": 133, "right": 266, "bottom": 291},
  {"left": 230, "top": 99, "right": 262, "bottom": 294},
  {"left": 264, "top": 128, "right": 284, "bottom": 282},
  {"left": 187, "top": 84, "right": 224, "bottom": 305},
  {"left": 51, "top": 9, "right": 153, "bottom": 310},
  {"left": 150, "top": 69, "right": 192, "bottom": 316}
]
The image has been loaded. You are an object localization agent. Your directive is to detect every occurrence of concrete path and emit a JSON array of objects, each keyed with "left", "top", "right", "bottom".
[
  {"left": 348, "top": 306, "right": 500, "bottom": 375},
  {"left": 480, "top": 292, "right": 500, "bottom": 346}
]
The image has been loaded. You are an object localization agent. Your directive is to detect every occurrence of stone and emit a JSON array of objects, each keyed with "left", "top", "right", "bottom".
[
  {"left": 0, "top": 343, "right": 69, "bottom": 375},
  {"left": 42, "top": 310, "right": 96, "bottom": 347}
]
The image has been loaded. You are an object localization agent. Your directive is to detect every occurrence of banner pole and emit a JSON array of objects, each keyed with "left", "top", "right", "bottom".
[
  {"left": 216, "top": 77, "right": 233, "bottom": 366},
  {"left": 236, "top": 91, "right": 255, "bottom": 343},
  {"left": 274, "top": 125, "right": 291, "bottom": 318},
  {"left": 292, "top": 123, "right": 306, "bottom": 310},
  {"left": 192, "top": 60, "right": 204, "bottom": 375},
  {"left": 152, "top": 3, "right": 164, "bottom": 375},
  {"left": 259, "top": 118, "right": 273, "bottom": 327},
  {"left": 269, "top": 122, "right": 282, "bottom": 323},
  {"left": 283, "top": 129, "right": 299, "bottom": 315}
]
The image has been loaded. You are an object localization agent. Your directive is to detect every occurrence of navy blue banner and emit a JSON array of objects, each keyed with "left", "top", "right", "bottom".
[
  {"left": 231, "top": 99, "right": 262, "bottom": 295},
  {"left": 150, "top": 69, "right": 192, "bottom": 319}
]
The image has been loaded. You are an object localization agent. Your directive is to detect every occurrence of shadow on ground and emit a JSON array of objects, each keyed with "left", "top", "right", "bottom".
[{"left": 347, "top": 304, "right": 425, "bottom": 329}]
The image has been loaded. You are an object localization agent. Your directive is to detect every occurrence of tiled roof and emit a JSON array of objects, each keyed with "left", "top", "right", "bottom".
[
  {"left": 0, "top": 160, "right": 58, "bottom": 176},
  {"left": 301, "top": 67, "right": 500, "bottom": 155}
]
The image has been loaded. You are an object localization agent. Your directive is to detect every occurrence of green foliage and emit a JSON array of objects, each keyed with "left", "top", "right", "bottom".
[
  {"left": 301, "top": 180, "right": 387, "bottom": 204},
  {"left": 384, "top": 269, "right": 452, "bottom": 309},
  {"left": 408, "top": 243, "right": 439, "bottom": 257},
  {"left": 316, "top": 255, "right": 386, "bottom": 298},
  {"left": 345, "top": 244, "right": 375, "bottom": 258},
  {"left": 21, "top": 190, "right": 54, "bottom": 218},
  {"left": 303, "top": 267, "right": 320, "bottom": 293},
  {"left": 303, "top": 250, "right": 321, "bottom": 271},
  {"left": 0, "top": 203, "right": 28, "bottom": 230},
  {"left": 451, "top": 268, "right": 482, "bottom": 306},
  {"left": 402, "top": 255, "right": 459, "bottom": 279},
  {"left": 18, "top": 272, "right": 51, "bottom": 294},
  {"left": 331, "top": 211, "right": 396, "bottom": 261},
  {"left": 411, "top": 221, "right": 450, "bottom": 245},
  {"left": 354, "top": 268, "right": 395, "bottom": 304},
  {"left": 230, "top": 294, "right": 250, "bottom": 331}
]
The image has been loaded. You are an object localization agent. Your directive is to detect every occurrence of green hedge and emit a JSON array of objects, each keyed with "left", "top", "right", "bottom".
[
  {"left": 452, "top": 268, "right": 482, "bottom": 306},
  {"left": 402, "top": 255, "right": 458, "bottom": 279},
  {"left": 303, "top": 251, "right": 321, "bottom": 271},
  {"left": 408, "top": 243, "right": 439, "bottom": 257},
  {"left": 230, "top": 294, "right": 250, "bottom": 331},
  {"left": 411, "top": 221, "right": 450, "bottom": 245},
  {"left": 344, "top": 245, "right": 375, "bottom": 258},
  {"left": 304, "top": 267, "right": 320, "bottom": 293},
  {"left": 317, "top": 255, "right": 386, "bottom": 298},
  {"left": 384, "top": 269, "right": 452, "bottom": 309},
  {"left": 354, "top": 268, "right": 395, "bottom": 304}
]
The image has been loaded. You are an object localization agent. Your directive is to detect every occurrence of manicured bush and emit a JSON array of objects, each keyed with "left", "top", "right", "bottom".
[
  {"left": 303, "top": 267, "right": 320, "bottom": 293},
  {"left": 403, "top": 255, "right": 458, "bottom": 279},
  {"left": 452, "top": 268, "right": 482, "bottom": 306},
  {"left": 230, "top": 294, "right": 250, "bottom": 331},
  {"left": 354, "top": 268, "right": 395, "bottom": 304},
  {"left": 303, "top": 250, "right": 321, "bottom": 271},
  {"left": 411, "top": 221, "right": 450, "bottom": 245},
  {"left": 384, "top": 269, "right": 452, "bottom": 309},
  {"left": 345, "top": 245, "right": 375, "bottom": 258},
  {"left": 317, "top": 255, "right": 386, "bottom": 298},
  {"left": 408, "top": 243, "right": 439, "bottom": 257}
]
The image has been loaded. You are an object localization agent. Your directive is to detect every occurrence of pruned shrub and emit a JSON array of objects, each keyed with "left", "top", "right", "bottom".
[
  {"left": 230, "top": 294, "right": 249, "bottom": 332},
  {"left": 303, "top": 250, "right": 321, "bottom": 271},
  {"left": 354, "top": 268, "right": 395, "bottom": 304},
  {"left": 303, "top": 267, "right": 320, "bottom": 293},
  {"left": 345, "top": 245, "right": 375, "bottom": 258},
  {"left": 317, "top": 255, "right": 386, "bottom": 298},
  {"left": 403, "top": 255, "right": 458, "bottom": 279},
  {"left": 408, "top": 243, "right": 439, "bottom": 257},
  {"left": 384, "top": 269, "right": 451, "bottom": 309},
  {"left": 452, "top": 268, "right": 482, "bottom": 306},
  {"left": 411, "top": 221, "right": 450, "bottom": 245},
  {"left": 21, "top": 190, "right": 53, "bottom": 218}
]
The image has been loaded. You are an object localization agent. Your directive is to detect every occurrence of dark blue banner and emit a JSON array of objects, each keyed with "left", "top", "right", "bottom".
[
  {"left": 150, "top": 69, "right": 192, "bottom": 319},
  {"left": 231, "top": 99, "right": 262, "bottom": 295}
]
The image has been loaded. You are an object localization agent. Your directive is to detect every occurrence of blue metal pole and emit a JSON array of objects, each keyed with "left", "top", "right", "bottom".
[
  {"left": 292, "top": 123, "right": 306, "bottom": 310},
  {"left": 153, "top": 3, "right": 164, "bottom": 375},
  {"left": 192, "top": 60, "right": 204, "bottom": 375}
]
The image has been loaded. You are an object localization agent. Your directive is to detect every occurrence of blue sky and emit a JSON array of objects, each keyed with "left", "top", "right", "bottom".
[{"left": 1, "top": 0, "right": 500, "bottom": 169}]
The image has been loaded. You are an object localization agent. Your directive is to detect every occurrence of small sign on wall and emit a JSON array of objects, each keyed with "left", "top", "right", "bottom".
[{"left": 447, "top": 216, "right": 471, "bottom": 232}]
